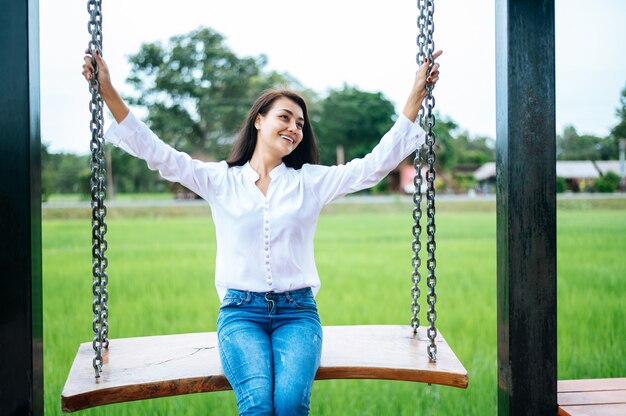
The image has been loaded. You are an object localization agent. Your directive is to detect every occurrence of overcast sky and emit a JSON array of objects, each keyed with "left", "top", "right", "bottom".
[{"left": 40, "top": 0, "right": 626, "bottom": 154}]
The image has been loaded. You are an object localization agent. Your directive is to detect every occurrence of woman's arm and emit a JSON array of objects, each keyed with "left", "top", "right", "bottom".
[
  {"left": 304, "top": 51, "right": 442, "bottom": 206},
  {"left": 81, "top": 49, "right": 223, "bottom": 201},
  {"left": 303, "top": 115, "right": 425, "bottom": 205},
  {"left": 82, "top": 49, "right": 129, "bottom": 124}
]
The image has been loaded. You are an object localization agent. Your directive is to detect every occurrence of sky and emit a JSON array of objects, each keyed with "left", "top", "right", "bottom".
[{"left": 40, "top": 0, "right": 626, "bottom": 154}]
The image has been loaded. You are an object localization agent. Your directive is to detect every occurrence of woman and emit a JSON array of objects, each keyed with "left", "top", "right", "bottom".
[{"left": 82, "top": 48, "right": 441, "bottom": 416}]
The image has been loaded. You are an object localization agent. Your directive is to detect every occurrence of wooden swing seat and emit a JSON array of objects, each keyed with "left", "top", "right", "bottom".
[
  {"left": 558, "top": 378, "right": 626, "bottom": 416},
  {"left": 61, "top": 325, "right": 468, "bottom": 412}
]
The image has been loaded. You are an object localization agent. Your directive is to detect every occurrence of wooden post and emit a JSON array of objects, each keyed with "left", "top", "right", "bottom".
[
  {"left": 495, "top": 0, "right": 557, "bottom": 415},
  {"left": 0, "top": 0, "right": 43, "bottom": 414}
]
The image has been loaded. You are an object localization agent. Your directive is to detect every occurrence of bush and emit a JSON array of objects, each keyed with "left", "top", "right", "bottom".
[
  {"left": 556, "top": 176, "right": 567, "bottom": 193},
  {"left": 455, "top": 175, "right": 477, "bottom": 193},
  {"left": 594, "top": 171, "right": 621, "bottom": 193}
]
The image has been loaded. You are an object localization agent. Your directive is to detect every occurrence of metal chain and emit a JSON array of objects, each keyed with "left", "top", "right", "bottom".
[
  {"left": 88, "top": 0, "right": 109, "bottom": 378},
  {"left": 423, "top": 0, "right": 438, "bottom": 362},
  {"left": 410, "top": 0, "right": 428, "bottom": 333},
  {"left": 412, "top": 0, "right": 438, "bottom": 362},
  {"left": 410, "top": 144, "right": 423, "bottom": 332}
]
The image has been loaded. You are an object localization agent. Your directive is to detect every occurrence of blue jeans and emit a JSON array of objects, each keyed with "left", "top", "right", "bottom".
[{"left": 217, "top": 288, "right": 323, "bottom": 416}]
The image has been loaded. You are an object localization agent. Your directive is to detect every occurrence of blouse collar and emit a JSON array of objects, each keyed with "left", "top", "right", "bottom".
[{"left": 243, "top": 161, "right": 287, "bottom": 181}]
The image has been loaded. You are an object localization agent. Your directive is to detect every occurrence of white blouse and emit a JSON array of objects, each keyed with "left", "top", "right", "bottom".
[{"left": 105, "top": 112, "right": 425, "bottom": 300}]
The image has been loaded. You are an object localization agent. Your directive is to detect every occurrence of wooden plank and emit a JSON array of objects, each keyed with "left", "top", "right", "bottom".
[
  {"left": 559, "top": 404, "right": 626, "bottom": 416},
  {"left": 62, "top": 325, "right": 468, "bottom": 412},
  {"left": 558, "top": 379, "right": 626, "bottom": 416},
  {"left": 61, "top": 332, "right": 230, "bottom": 413},
  {"left": 559, "top": 379, "right": 626, "bottom": 393},
  {"left": 558, "top": 390, "right": 626, "bottom": 406},
  {"left": 317, "top": 326, "right": 468, "bottom": 387}
]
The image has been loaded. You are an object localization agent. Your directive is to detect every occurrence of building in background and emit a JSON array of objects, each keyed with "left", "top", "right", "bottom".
[{"left": 474, "top": 160, "right": 622, "bottom": 193}]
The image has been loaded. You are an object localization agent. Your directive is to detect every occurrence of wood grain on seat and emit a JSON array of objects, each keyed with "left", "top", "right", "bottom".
[{"left": 558, "top": 378, "right": 626, "bottom": 416}]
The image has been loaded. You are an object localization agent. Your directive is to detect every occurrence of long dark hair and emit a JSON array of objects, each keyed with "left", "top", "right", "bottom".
[{"left": 227, "top": 89, "right": 319, "bottom": 169}]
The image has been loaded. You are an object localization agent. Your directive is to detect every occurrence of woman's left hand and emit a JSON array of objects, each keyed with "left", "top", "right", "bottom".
[{"left": 402, "top": 50, "right": 442, "bottom": 122}]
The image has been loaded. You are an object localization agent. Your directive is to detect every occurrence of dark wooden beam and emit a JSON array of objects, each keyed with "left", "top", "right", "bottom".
[
  {"left": 496, "top": 0, "right": 557, "bottom": 415},
  {"left": 0, "top": 0, "right": 43, "bottom": 414}
]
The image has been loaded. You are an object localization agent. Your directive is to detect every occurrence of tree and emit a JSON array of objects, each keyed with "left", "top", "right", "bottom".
[
  {"left": 453, "top": 132, "right": 495, "bottom": 165},
  {"left": 557, "top": 125, "right": 615, "bottom": 160},
  {"left": 413, "top": 114, "right": 483, "bottom": 173},
  {"left": 429, "top": 115, "right": 459, "bottom": 171},
  {"left": 126, "top": 27, "right": 299, "bottom": 160},
  {"left": 313, "top": 85, "right": 396, "bottom": 165},
  {"left": 47, "top": 152, "right": 89, "bottom": 194},
  {"left": 41, "top": 142, "right": 55, "bottom": 201},
  {"left": 611, "top": 84, "right": 626, "bottom": 146},
  {"left": 107, "top": 145, "right": 167, "bottom": 193}
]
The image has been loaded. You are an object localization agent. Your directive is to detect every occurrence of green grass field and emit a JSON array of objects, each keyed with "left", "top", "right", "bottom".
[{"left": 42, "top": 199, "right": 626, "bottom": 415}]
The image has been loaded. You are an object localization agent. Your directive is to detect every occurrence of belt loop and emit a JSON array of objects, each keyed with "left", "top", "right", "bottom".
[
  {"left": 245, "top": 291, "right": 251, "bottom": 302},
  {"left": 285, "top": 291, "right": 294, "bottom": 302}
]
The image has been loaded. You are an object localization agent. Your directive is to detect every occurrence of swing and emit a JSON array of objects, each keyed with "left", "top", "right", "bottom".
[{"left": 61, "top": 0, "right": 468, "bottom": 412}]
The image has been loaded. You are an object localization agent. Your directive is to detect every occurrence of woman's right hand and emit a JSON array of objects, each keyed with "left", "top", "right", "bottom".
[{"left": 82, "top": 49, "right": 129, "bottom": 123}]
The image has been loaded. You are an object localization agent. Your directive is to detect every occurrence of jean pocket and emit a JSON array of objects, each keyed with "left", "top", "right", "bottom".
[
  {"left": 220, "top": 295, "right": 245, "bottom": 309},
  {"left": 291, "top": 296, "right": 317, "bottom": 310}
]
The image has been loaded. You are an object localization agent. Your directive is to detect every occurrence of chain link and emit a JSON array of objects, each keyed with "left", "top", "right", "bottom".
[
  {"left": 88, "top": 0, "right": 109, "bottom": 378},
  {"left": 412, "top": 0, "right": 438, "bottom": 362}
]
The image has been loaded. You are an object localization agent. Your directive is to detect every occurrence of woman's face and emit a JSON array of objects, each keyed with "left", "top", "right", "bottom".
[{"left": 254, "top": 97, "right": 305, "bottom": 160}]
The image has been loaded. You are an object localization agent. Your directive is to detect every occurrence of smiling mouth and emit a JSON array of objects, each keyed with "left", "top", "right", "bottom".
[{"left": 281, "top": 135, "right": 294, "bottom": 144}]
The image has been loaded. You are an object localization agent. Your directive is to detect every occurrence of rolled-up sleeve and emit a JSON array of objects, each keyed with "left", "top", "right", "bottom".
[
  {"left": 104, "top": 112, "right": 225, "bottom": 201},
  {"left": 302, "top": 114, "right": 425, "bottom": 206}
]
